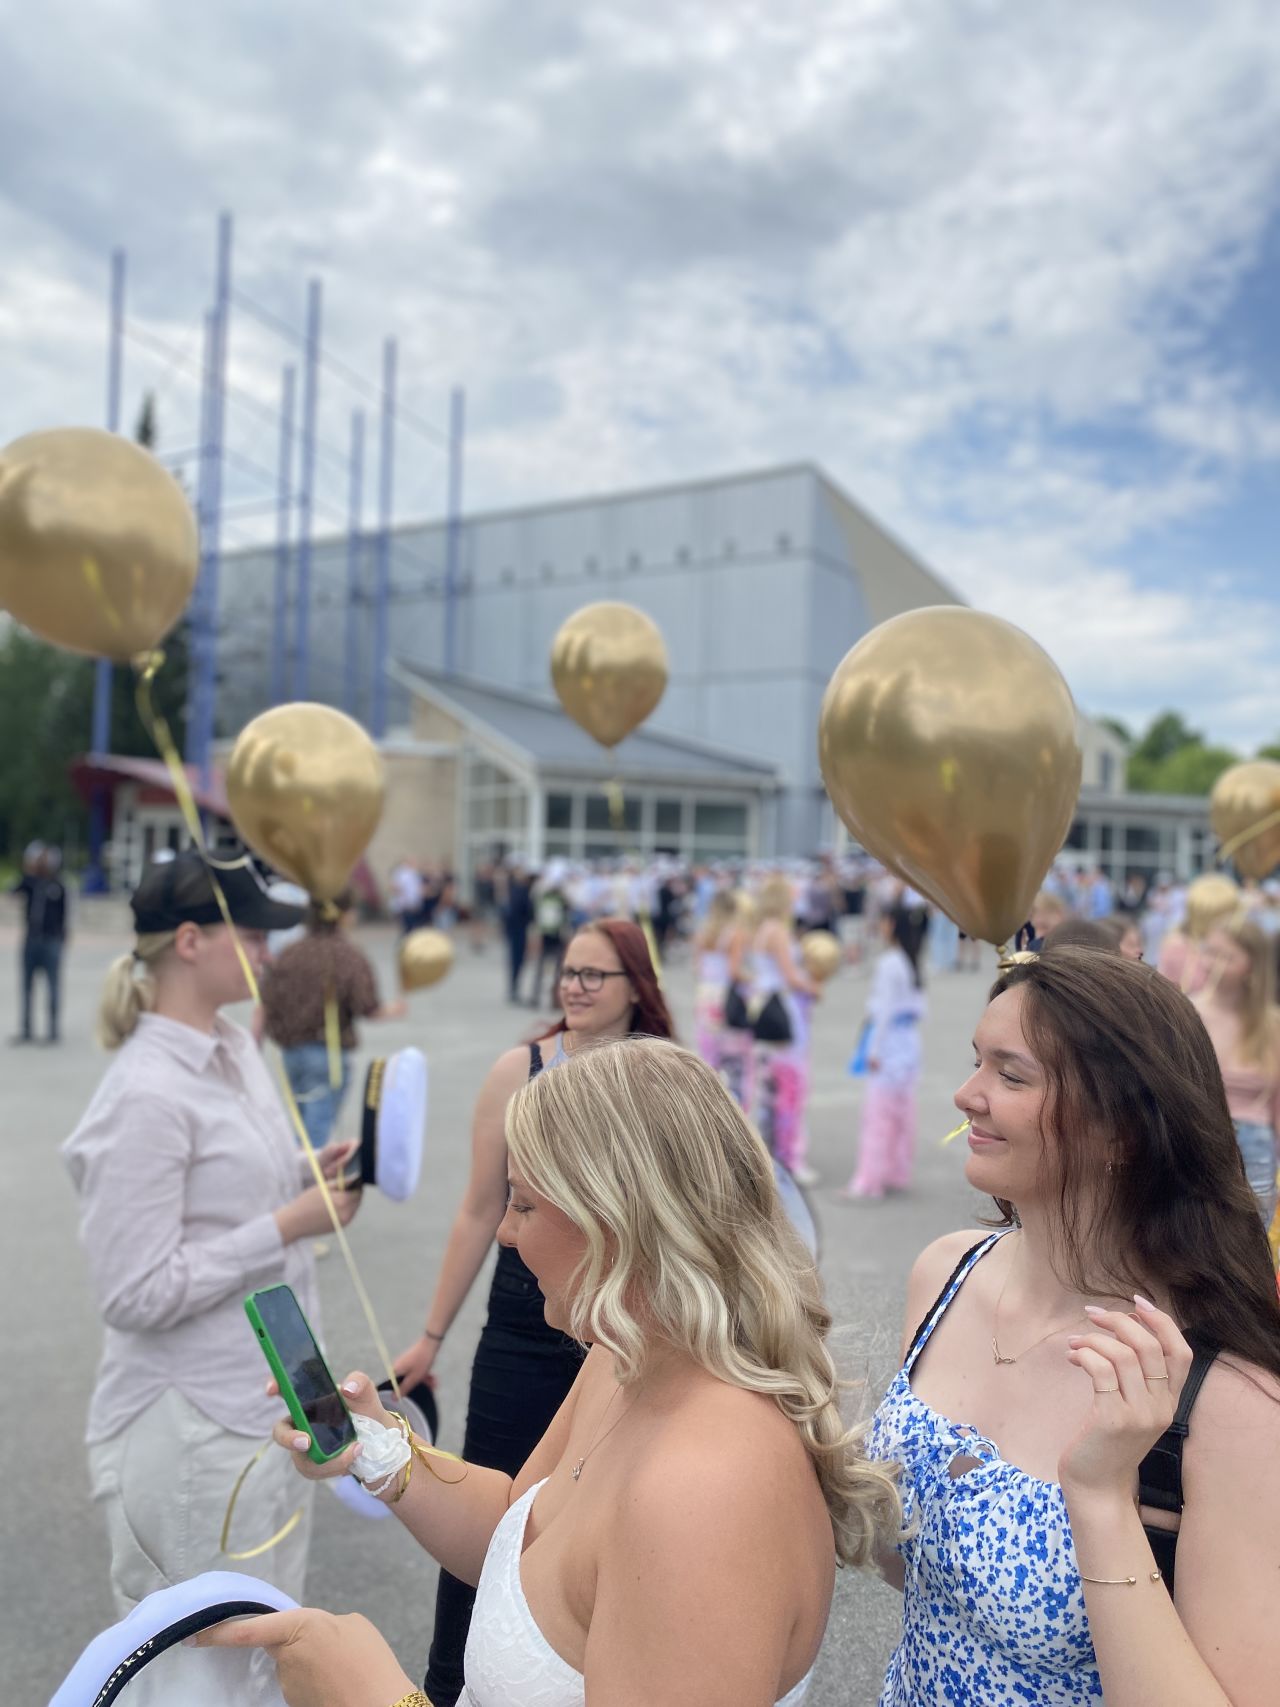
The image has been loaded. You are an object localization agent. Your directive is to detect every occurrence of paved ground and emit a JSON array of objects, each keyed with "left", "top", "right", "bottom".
[{"left": 0, "top": 907, "right": 995, "bottom": 1705}]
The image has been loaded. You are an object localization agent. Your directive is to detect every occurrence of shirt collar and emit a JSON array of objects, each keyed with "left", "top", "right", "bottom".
[{"left": 134, "top": 1012, "right": 238, "bottom": 1073}]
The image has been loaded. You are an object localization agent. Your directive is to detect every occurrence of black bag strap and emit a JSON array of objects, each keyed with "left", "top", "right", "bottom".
[
  {"left": 1137, "top": 1339, "right": 1217, "bottom": 1512},
  {"left": 528, "top": 1041, "right": 544, "bottom": 1079}
]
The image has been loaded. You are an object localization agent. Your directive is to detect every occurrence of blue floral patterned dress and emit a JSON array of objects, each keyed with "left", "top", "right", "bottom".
[{"left": 868, "top": 1232, "right": 1104, "bottom": 1704}]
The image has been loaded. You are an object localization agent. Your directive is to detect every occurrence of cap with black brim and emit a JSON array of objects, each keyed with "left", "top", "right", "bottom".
[
  {"left": 131, "top": 848, "right": 306, "bottom": 935},
  {"left": 339, "top": 1047, "right": 427, "bottom": 1201},
  {"left": 50, "top": 1570, "right": 297, "bottom": 1706}
]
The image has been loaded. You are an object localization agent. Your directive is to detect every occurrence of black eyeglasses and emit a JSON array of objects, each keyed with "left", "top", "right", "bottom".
[{"left": 558, "top": 966, "right": 629, "bottom": 993}]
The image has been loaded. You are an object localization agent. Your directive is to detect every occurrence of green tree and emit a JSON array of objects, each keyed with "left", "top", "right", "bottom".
[
  {"left": 1097, "top": 715, "right": 1132, "bottom": 747},
  {"left": 1130, "top": 711, "right": 1200, "bottom": 770},
  {"left": 1257, "top": 741, "right": 1280, "bottom": 763}
]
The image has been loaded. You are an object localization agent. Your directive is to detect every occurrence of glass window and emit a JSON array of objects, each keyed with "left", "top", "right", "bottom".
[
  {"left": 655, "top": 799, "right": 682, "bottom": 835},
  {"left": 584, "top": 840, "right": 619, "bottom": 861},
  {"left": 1124, "top": 824, "right": 1160, "bottom": 854},
  {"left": 546, "top": 792, "right": 572, "bottom": 830},
  {"left": 1099, "top": 823, "right": 1113, "bottom": 851},
  {"left": 470, "top": 796, "right": 495, "bottom": 831},
  {"left": 1100, "top": 752, "right": 1115, "bottom": 792},
  {"left": 586, "top": 793, "right": 640, "bottom": 833},
  {"left": 469, "top": 759, "right": 503, "bottom": 788},
  {"left": 1064, "top": 820, "right": 1087, "bottom": 851},
  {"left": 693, "top": 801, "right": 747, "bottom": 840}
]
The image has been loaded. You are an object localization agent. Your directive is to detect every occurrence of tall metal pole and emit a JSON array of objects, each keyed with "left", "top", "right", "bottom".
[
  {"left": 270, "top": 365, "right": 296, "bottom": 706},
  {"left": 186, "top": 308, "right": 218, "bottom": 773},
  {"left": 371, "top": 336, "right": 396, "bottom": 739},
  {"left": 344, "top": 408, "right": 365, "bottom": 717},
  {"left": 293, "top": 278, "right": 322, "bottom": 699},
  {"left": 187, "top": 212, "right": 233, "bottom": 787},
  {"left": 443, "top": 384, "right": 466, "bottom": 676},
  {"left": 85, "top": 248, "right": 127, "bottom": 891}
]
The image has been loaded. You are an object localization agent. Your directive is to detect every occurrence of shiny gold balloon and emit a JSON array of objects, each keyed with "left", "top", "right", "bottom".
[
  {"left": 1183, "top": 872, "right": 1241, "bottom": 939},
  {"left": 550, "top": 602, "right": 668, "bottom": 749},
  {"left": 0, "top": 427, "right": 197, "bottom": 660},
  {"left": 818, "top": 608, "right": 1082, "bottom": 946},
  {"left": 800, "top": 930, "right": 842, "bottom": 982},
  {"left": 1210, "top": 760, "right": 1280, "bottom": 882},
  {"left": 399, "top": 927, "right": 455, "bottom": 993},
  {"left": 227, "top": 704, "right": 385, "bottom": 902}
]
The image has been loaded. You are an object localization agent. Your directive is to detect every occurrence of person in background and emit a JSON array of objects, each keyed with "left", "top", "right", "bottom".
[
  {"left": 388, "top": 857, "right": 424, "bottom": 936},
  {"left": 259, "top": 889, "right": 407, "bottom": 1150},
  {"left": 61, "top": 850, "right": 360, "bottom": 1707},
  {"left": 393, "top": 918, "right": 675, "bottom": 1707},
  {"left": 843, "top": 904, "right": 928, "bottom": 1201},
  {"left": 928, "top": 902, "right": 961, "bottom": 973},
  {"left": 1030, "top": 887, "right": 1069, "bottom": 947},
  {"left": 528, "top": 872, "right": 570, "bottom": 1009},
  {"left": 1087, "top": 866, "right": 1115, "bottom": 919},
  {"left": 467, "top": 858, "right": 497, "bottom": 954},
  {"left": 734, "top": 874, "right": 819, "bottom": 1183},
  {"left": 10, "top": 840, "right": 68, "bottom": 1045},
  {"left": 1043, "top": 917, "right": 1125, "bottom": 954},
  {"left": 1196, "top": 914, "right": 1280, "bottom": 1224},
  {"left": 693, "top": 889, "right": 742, "bottom": 1083},
  {"left": 501, "top": 864, "right": 536, "bottom": 1005}
]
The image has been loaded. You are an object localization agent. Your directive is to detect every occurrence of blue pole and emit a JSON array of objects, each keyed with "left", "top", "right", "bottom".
[
  {"left": 85, "top": 247, "right": 126, "bottom": 892},
  {"left": 371, "top": 336, "right": 396, "bottom": 738},
  {"left": 186, "top": 309, "right": 217, "bottom": 771},
  {"left": 443, "top": 384, "right": 466, "bottom": 675},
  {"left": 293, "top": 278, "right": 322, "bottom": 699},
  {"left": 344, "top": 408, "right": 365, "bottom": 716},
  {"left": 187, "top": 212, "right": 232, "bottom": 787},
  {"left": 270, "top": 365, "right": 296, "bottom": 705}
]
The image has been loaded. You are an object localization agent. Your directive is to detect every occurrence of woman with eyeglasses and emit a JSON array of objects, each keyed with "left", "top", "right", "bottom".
[{"left": 393, "top": 917, "right": 675, "bottom": 1707}]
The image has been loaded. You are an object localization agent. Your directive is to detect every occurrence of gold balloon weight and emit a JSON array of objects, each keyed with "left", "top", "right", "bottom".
[
  {"left": 227, "top": 703, "right": 386, "bottom": 903},
  {"left": 0, "top": 426, "right": 198, "bottom": 660},
  {"left": 818, "top": 608, "right": 1082, "bottom": 946},
  {"left": 550, "top": 602, "right": 668, "bottom": 750}
]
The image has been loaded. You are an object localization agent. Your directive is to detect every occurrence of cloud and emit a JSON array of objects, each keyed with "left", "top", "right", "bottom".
[{"left": 2, "top": 0, "right": 1279, "bottom": 742}]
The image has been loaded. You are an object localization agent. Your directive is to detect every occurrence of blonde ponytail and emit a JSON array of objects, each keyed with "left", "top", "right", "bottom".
[{"left": 97, "top": 932, "right": 176, "bottom": 1050}]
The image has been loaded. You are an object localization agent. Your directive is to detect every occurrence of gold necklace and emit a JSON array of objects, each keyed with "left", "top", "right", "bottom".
[
  {"left": 990, "top": 1236, "right": 1086, "bottom": 1366},
  {"left": 569, "top": 1383, "right": 630, "bottom": 1482}
]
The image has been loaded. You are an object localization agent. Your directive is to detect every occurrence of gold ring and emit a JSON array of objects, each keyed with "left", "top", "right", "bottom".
[
  {"left": 1095, "top": 1385, "right": 1120, "bottom": 1394},
  {"left": 1145, "top": 1374, "right": 1169, "bottom": 1382}
]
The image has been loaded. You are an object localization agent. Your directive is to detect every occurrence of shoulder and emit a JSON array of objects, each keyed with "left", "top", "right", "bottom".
[
  {"left": 1187, "top": 1356, "right": 1280, "bottom": 1458},
  {"left": 901, "top": 1230, "right": 996, "bottom": 1347},
  {"left": 481, "top": 1045, "right": 539, "bottom": 1102}
]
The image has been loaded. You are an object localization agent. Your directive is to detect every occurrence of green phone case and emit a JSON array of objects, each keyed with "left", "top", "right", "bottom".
[{"left": 244, "top": 1284, "right": 355, "bottom": 1465}]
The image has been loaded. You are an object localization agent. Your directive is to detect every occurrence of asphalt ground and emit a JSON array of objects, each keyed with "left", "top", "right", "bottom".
[{"left": 0, "top": 908, "right": 995, "bottom": 1705}]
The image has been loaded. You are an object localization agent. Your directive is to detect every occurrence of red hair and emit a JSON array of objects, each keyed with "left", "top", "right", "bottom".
[{"left": 539, "top": 917, "right": 676, "bottom": 1042}]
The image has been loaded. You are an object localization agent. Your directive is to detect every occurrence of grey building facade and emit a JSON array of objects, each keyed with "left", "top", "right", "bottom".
[{"left": 216, "top": 463, "right": 963, "bottom": 860}]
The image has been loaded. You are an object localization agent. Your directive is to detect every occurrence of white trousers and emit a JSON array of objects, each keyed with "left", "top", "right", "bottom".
[{"left": 87, "top": 1388, "right": 313, "bottom": 1707}]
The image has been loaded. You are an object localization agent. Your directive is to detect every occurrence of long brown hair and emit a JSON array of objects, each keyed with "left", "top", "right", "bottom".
[
  {"left": 1205, "top": 917, "right": 1280, "bottom": 1070},
  {"left": 541, "top": 918, "right": 677, "bottom": 1043},
  {"left": 990, "top": 945, "right": 1280, "bottom": 1382}
]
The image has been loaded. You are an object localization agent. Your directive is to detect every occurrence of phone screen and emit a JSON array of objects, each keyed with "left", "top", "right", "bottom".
[{"left": 251, "top": 1285, "right": 355, "bottom": 1458}]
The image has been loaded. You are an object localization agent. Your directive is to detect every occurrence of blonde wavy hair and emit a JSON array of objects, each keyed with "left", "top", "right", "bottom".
[
  {"left": 504, "top": 1037, "right": 901, "bottom": 1567},
  {"left": 757, "top": 874, "right": 795, "bottom": 923},
  {"left": 97, "top": 932, "right": 177, "bottom": 1050},
  {"left": 1209, "top": 915, "right": 1280, "bottom": 1070},
  {"left": 694, "top": 889, "right": 739, "bottom": 951}
]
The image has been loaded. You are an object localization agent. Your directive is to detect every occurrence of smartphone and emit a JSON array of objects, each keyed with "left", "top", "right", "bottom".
[{"left": 244, "top": 1284, "right": 357, "bottom": 1465}]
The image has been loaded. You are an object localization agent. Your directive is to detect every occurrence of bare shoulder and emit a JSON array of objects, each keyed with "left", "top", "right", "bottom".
[
  {"left": 1186, "top": 1356, "right": 1280, "bottom": 1470},
  {"left": 623, "top": 1383, "right": 817, "bottom": 1538},
  {"left": 900, "top": 1229, "right": 994, "bottom": 1357},
  {"left": 479, "top": 1045, "right": 535, "bottom": 1104}
]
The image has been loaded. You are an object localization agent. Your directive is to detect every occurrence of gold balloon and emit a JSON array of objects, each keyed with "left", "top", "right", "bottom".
[
  {"left": 550, "top": 602, "right": 668, "bottom": 749},
  {"left": 1210, "top": 760, "right": 1280, "bottom": 882},
  {"left": 399, "top": 927, "right": 455, "bottom": 993},
  {"left": 227, "top": 704, "right": 385, "bottom": 902},
  {"left": 818, "top": 607, "right": 1082, "bottom": 946},
  {"left": 0, "top": 427, "right": 197, "bottom": 660},
  {"left": 800, "top": 930, "right": 842, "bottom": 982},
  {"left": 1183, "top": 872, "right": 1241, "bottom": 940}
]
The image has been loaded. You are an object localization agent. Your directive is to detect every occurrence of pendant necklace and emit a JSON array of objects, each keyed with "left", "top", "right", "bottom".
[
  {"left": 990, "top": 1234, "right": 1086, "bottom": 1366},
  {"left": 570, "top": 1383, "right": 629, "bottom": 1482}
]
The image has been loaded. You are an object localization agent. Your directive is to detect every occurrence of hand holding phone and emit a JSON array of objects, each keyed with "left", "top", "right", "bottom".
[{"left": 245, "top": 1284, "right": 357, "bottom": 1465}]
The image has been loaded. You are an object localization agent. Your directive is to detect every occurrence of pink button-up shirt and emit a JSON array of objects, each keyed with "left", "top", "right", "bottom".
[{"left": 62, "top": 1012, "right": 319, "bottom": 1443}]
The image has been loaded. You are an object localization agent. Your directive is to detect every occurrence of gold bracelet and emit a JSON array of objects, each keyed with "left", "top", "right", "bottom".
[
  {"left": 382, "top": 1411, "right": 414, "bottom": 1506},
  {"left": 387, "top": 1693, "right": 432, "bottom": 1707},
  {"left": 1080, "top": 1567, "right": 1162, "bottom": 1586}
]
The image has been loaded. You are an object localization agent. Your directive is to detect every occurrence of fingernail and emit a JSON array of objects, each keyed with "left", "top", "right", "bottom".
[
  {"left": 1134, "top": 1293, "right": 1157, "bottom": 1312},
  {"left": 1083, "top": 1304, "right": 1106, "bottom": 1318},
  {"left": 292, "top": 1433, "right": 309, "bottom": 1451},
  {"left": 342, "top": 1380, "right": 360, "bottom": 1395},
  {"left": 1066, "top": 1336, "right": 1083, "bottom": 1347}
]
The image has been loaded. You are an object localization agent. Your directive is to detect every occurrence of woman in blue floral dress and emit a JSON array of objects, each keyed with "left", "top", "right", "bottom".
[{"left": 869, "top": 944, "right": 1280, "bottom": 1705}]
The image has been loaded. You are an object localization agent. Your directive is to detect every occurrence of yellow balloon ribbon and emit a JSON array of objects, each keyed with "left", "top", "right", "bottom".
[
  {"left": 940, "top": 1118, "right": 971, "bottom": 1147},
  {"left": 219, "top": 1440, "right": 305, "bottom": 1562}
]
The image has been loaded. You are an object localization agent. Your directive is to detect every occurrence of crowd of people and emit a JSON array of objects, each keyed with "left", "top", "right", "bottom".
[{"left": 47, "top": 841, "right": 1280, "bottom": 1705}]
